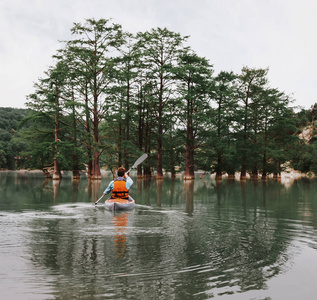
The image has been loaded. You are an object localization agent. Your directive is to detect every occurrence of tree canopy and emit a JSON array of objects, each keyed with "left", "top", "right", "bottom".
[{"left": 1, "top": 18, "right": 316, "bottom": 180}]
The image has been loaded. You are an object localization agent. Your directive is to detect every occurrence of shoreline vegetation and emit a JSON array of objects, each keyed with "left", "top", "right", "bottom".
[
  {"left": 2, "top": 19, "right": 317, "bottom": 180},
  {"left": 1, "top": 167, "right": 310, "bottom": 181}
]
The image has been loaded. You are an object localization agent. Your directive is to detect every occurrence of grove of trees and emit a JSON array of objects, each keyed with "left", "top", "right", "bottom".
[{"left": 2, "top": 18, "right": 317, "bottom": 180}]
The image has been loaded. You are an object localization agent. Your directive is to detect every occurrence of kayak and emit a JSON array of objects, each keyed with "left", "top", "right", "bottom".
[{"left": 105, "top": 197, "right": 135, "bottom": 211}]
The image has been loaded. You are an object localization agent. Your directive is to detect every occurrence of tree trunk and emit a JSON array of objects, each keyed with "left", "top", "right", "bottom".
[
  {"left": 227, "top": 171, "right": 235, "bottom": 180},
  {"left": 240, "top": 160, "right": 247, "bottom": 180},
  {"left": 137, "top": 96, "right": 144, "bottom": 178},
  {"left": 184, "top": 88, "right": 195, "bottom": 181},
  {"left": 262, "top": 121, "right": 268, "bottom": 180},
  {"left": 157, "top": 135, "right": 163, "bottom": 179},
  {"left": 91, "top": 150, "right": 101, "bottom": 180},
  {"left": 53, "top": 85, "right": 61, "bottom": 181},
  {"left": 184, "top": 146, "right": 194, "bottom": 180},
  {"left": 137, "top": 165, "right": 143, "bottom": 179},
  {"left": 118, "top": 123, "right": 122, "bottom": 166},
  {"left": 184, "top": 124, "right": 195, "bottom": 180},
  {"left": 261, "top": 151, "right": 267, "bottom": 179},
  {"left": 216, "top": 98, "right": 222, "bottom": 181},
  {"left": 72, "top": 154, "right": 80, "bottom": 180},
  {"left": 91, "top": 92, "right": 101, "bottom": 180},
  {"left": 85, "top": 84, "right": 93, "bottom": 178},
  {"left": 273, "top": 160, "right": 281, "bottom": 180},
  {"left": 43, "top": 168, "right": 52, "bottom": 179},
  {"left": 144, "top": 166, "right": 152, "bottom": 178},
  {"left": 251, "top": 166, "right": 258, "bottom": 179},
  {"left": 240, "top": 86, "right": 249, "bottom": 181},
  {"left": 156, "top": 77, "right": 164, "bottom": 179},
  {"left": 215, "top": 156, "right": 222, "bottom": 180},
  {"left": 125, "top": 78, "right": 130, "bottom": 171},
  {"left": 143, "top": 113, "right": 152, "bottom": 179},
  {"left": 72, "top": 94, "right": 80, "bottom": 180},
  {"left": 53, "top": 157, "right": 62, "bottom": 180}
]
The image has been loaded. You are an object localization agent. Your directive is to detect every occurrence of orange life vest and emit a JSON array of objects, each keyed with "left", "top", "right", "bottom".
[{"left": 112, "top": 178, "right": 129, "bottom": 199}]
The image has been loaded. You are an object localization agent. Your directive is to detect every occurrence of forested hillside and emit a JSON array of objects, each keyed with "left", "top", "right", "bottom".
[{"left": 0, "top": 107, "right": 29, "bottom": 169}]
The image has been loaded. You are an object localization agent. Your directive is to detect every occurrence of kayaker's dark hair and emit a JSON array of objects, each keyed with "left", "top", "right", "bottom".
[{"left": 117, "top": 167, "right": 126, "bottom": 177}]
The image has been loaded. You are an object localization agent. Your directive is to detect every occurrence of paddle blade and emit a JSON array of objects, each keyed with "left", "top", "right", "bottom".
[
  {"left": 127, "top": 153, "right": 148, "bottom": 173},
  {"left": 131, "top": 153, "right": 148, "bottom": 168}
]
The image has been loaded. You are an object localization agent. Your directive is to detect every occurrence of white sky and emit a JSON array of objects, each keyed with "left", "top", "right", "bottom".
[{"left": 0, "top": 0, "right": 316, "bottom": 110}]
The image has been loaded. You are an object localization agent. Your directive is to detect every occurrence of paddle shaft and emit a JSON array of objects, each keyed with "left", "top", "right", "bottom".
[
  {"left": 94, "top": 153, "right": 148, "bottom": 205},
  {"left": 94, "top": 194, "right": 105, "bottom": 205}
]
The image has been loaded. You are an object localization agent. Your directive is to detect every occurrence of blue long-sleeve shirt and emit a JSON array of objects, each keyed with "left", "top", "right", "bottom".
[{"left": 103, "top": 176, "right": 133, "bottom": 195}]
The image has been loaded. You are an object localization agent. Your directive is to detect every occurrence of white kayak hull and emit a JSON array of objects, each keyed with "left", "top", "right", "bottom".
[{"left": 105, "top": 197, "right": 135, "bottom": 211}]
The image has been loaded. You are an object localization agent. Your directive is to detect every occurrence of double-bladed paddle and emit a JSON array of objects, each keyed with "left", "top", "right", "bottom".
[{"left": 94, "top": 153, "right": 148, "bottom": 205}]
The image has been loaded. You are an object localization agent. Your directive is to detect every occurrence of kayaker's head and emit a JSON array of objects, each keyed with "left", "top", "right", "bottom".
[{"left": 117, "top": 167, "right": 126, "bottom": 177}]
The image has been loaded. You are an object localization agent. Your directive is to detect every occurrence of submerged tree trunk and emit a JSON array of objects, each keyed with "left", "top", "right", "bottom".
[
  {"left": 273, "top": 160, "right": 281, "bottom": 180},
  {"left": 43, "top": 168, "right": 52, "bottom": 179},
  {"left": 240, "top": 156, "right": 247, "bottom": 180},
  {"left": 53, "top": 159, "right": 62, "bottom": 180},
  {"left": 227, "top": 171, "right": 235, "bottom": 180},
  {"left": 251, "top": 166, "right": 258, "bottom": 179},
  {"left": 215, "top": 155, "right": 222, "bottom": 180},
  {"left": 72, "top": 154, "right": 80, "bottom": 180},
  {"left": 184, "top": 146, "right": 194, "bottom": 180}
]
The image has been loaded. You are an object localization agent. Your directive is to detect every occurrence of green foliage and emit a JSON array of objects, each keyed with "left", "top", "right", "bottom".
[
  {"left": 17, "top": 111, "right": 54, "bottom": 169},
  {"left": 290, "top": 140, "right": 312, "bottom": 173},
  {"left": 0, "top": 108, "right": 30, "bottom": 169},
  {"left": 309, "top": 141, "right": 317, "bottom": 174},
  {"left": 5, "top": 18, "right": 314, "bottom": 178},
  {"left": 295, "top": 108, "right": 310, "bottom": 127}
]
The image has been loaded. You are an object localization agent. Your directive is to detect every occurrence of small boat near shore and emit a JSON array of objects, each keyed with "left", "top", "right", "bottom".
[{"left": 105, "top": 197, "right": 135, "bottom": 211}]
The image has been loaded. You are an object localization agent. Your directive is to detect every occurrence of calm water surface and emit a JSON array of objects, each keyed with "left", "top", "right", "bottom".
[{"left": 1, "top": 171, "right": 317, "bottom": 299}]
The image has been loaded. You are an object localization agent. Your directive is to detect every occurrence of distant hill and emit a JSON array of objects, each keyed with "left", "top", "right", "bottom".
[
  {"left": 0, "top": 107, "right": 30, "bottom": 131},
  {"left": 0, "top": 107, "right": 31, "bottom": 169}
]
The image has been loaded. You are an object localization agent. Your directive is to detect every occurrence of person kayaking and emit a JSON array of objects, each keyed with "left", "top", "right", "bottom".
[{"left": 103, "top": 167, "right": 133, "bottom": 201}]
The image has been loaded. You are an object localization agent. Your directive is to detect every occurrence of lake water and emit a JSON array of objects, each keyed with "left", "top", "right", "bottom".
[{"left": 1, "top": 171, "right": 317, "bottom": 299}]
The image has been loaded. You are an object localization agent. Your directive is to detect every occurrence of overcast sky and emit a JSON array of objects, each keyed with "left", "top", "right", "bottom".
[{"left": 0, "top": 0, "right": 316, "bottom": 110}]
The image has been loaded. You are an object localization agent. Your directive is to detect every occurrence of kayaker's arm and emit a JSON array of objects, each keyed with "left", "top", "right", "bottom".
[
  {"left": 125, "top": 174, "right": 133, "bottom": 190},
  {"left": 103, "top": 180, "right": 114, "bottom": 195}
]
